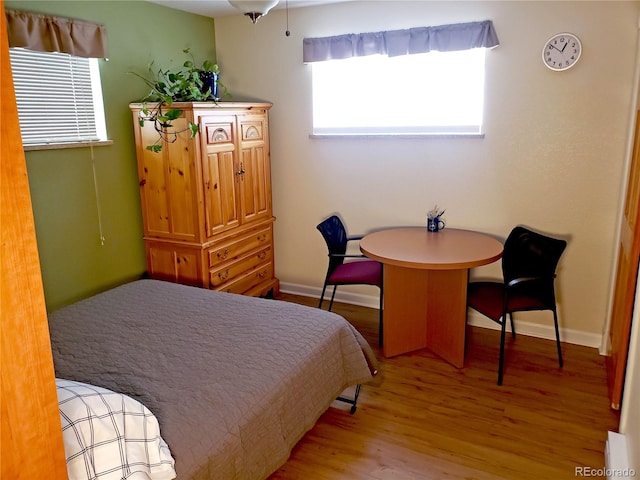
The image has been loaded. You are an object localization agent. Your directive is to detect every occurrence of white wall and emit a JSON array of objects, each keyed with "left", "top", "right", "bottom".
[{"left": 214, "top": 1, "right": 638, "bottom": 342}]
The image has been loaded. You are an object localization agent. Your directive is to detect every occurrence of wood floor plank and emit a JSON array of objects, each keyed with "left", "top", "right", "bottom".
[{"left": 269, "top": 294, "right": 620, "bottom": 480}]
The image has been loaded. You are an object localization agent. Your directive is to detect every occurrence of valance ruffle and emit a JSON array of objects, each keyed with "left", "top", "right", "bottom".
[
  {"left": 303, "top": 20, "right": 499, "bottom": 63},
  {"left": 6, "top": 9, "right": 107, "bottom": 59}
]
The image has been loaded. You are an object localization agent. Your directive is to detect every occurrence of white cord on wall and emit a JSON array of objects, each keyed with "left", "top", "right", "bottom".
[{"left": 89, "top": 142, "right": 106, "bottom": 246}]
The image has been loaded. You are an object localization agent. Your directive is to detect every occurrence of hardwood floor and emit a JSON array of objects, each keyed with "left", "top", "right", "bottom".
[{"left": 270, "top": 294, "right": 620, "bottom": 480}]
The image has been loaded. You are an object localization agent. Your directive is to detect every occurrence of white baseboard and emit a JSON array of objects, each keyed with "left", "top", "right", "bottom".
[
  {"left": 467, "top": 311, "right": 602, "bottom": 348},
  {"left": 605, "top": 431, "right": 632, "bottom": 479},
  {"left": 280, "top": 281, "right": 602, "bottom": 349},
  {"left": 282, "top": 282, "right": 380, "bottom": 309}
]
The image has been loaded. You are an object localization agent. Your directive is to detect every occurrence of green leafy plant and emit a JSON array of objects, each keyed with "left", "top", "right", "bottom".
[{"left": 130, "top": 48, "right": 230, "bottom": 152}]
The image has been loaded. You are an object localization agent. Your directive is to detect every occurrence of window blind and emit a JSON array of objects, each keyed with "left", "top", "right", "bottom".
[{"left": 10, "top": 48, "right": 100, "bottom": 145}]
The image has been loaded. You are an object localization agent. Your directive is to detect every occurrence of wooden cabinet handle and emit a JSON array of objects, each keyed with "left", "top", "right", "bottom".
[
  {"left": 244, "top": 125, "right": 260, "bottom": 139},
  {"left": 211, "top": 128, "right": 228, "bottom": 142},
  {"left": 257, "top": 251, "right": 267, "bottom": 260},
  {"left": 216, "top": 249, "right": 229, "bottom": 260},
  {"left": 257, "top": 234, "right": 267, "bottom": 242},
  {"left": 218, "top": 270, "right": 229, "bottom": 281}
]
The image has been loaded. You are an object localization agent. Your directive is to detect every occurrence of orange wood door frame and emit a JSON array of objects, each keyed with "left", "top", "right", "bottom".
[
  {"left": 606, "top": 109, "right": 640, "bottom": 410},
  {"left": 0, "top": 2, "right": 68, "bottom": 477}
]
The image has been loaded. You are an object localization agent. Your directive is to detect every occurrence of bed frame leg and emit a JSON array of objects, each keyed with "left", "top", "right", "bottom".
[{"left": 336, "top": 384, "right": 361, "bottom": 414}]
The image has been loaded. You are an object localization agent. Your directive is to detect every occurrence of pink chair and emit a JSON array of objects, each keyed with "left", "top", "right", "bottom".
[{"left": 317, "top": 215, "right": 383, "bottom": 347}]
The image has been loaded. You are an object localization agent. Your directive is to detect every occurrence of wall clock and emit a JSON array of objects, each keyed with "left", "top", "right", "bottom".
[{"left": 542, "top": 32, "right": 582, "bottom": 71}]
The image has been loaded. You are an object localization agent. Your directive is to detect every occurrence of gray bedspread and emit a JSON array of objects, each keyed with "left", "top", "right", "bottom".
[{"left": 48, "top": 279, "right": 377, "bottom": 480}]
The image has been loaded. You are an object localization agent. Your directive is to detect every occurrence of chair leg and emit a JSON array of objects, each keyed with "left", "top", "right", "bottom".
[
  {"left": 498, "top": 316, "right": 507, "bottom": 385},
  {"left": 509, "top": 312, "right": 516, "bottom": 339},
  {"left": 328, "top": 285, "right": 337, "bottom": 312},
  {"left": 378, "top": 266, "right": 384, "bottom": 347},
  {"left": 553, "top": 308, "right": 563, "bottom": 368},
  {"left": 378, "top": 287, "right": 384, "bottom": 348},
  {"left": 318, "top": 283, "right": 328, "bottom": 309}
]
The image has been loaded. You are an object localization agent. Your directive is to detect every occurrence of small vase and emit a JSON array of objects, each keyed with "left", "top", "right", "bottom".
[{"left": 199, "top": 71, "right": 219, "bottom": 100}]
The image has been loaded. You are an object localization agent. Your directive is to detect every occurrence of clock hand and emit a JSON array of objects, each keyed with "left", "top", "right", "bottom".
[{"left": 561, "top": 42, "right": 568, "bottom": 52}]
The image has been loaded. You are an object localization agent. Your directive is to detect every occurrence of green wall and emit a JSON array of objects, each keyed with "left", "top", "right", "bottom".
[{"left": 6, "top": 0, "right": 217, "bottom": 310}]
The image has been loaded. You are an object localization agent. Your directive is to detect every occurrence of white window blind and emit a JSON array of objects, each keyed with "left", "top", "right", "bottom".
[{"left": 9, "top": 48, "right": 107, "bottom": 146}]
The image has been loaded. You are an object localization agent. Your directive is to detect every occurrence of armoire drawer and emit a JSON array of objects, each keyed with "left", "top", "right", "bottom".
[
  {"left": 216, "top": 262, "right": 274, "bottom": 295},
  {"left": 209, "top": 247, "right": 272, "bottom": 288},
  {"left": 208, "top": 227, "right": 271, "bottom": 268}
]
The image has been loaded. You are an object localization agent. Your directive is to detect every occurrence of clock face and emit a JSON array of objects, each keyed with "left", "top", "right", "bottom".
[{"left": 542, "top": 33, "right": 582, "bottom": 71}]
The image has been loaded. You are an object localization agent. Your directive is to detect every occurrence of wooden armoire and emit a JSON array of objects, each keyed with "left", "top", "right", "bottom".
[{"left": 130, "top": 102, "right": 279, "bottom": 297}]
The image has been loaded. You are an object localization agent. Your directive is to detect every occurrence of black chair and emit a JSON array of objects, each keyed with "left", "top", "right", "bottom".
[
  {"left": 467, "top": 226, "right": 567, "bottom": 385},
  {"left": 317, "top": 215, "right": 383, "bottom": 346}
]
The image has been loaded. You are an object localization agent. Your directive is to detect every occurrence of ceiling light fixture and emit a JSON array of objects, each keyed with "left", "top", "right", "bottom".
[{"left": 228, "top": 0, "right": 279, "bottom": 24}]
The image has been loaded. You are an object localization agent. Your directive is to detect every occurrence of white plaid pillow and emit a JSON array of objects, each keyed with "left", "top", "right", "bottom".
[{"left": 56, "top": 379, "right": 176, "bottom": 480}]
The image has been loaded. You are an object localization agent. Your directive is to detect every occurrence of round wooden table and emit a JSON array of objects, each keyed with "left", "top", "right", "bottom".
[{"left": 360, "top": 228, "right": 503, "bottom": 366}]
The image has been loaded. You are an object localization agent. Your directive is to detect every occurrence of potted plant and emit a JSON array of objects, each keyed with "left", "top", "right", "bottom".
[{"left": 130, "top": 48, "right": 229, "bottom": 152}]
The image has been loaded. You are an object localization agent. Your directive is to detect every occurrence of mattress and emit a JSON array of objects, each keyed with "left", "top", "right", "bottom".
[{"left": 48, "top": 279, "right": 376, "bottom": 479}]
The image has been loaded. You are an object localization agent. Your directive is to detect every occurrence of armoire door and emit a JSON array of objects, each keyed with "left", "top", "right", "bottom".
[
  {"left": 201, "top": 115, "right": 240, "bottom": 236},
  {"left": 606, "top": 109, "right": 640, "bottom": 410},
  {"left": 238, "top": 114, "right": 272, "bottom": 225}
]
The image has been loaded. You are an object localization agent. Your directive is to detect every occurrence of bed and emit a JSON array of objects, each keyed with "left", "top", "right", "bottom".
[{"left": 48, "top": 279, "right": 377, "bottom": 480}]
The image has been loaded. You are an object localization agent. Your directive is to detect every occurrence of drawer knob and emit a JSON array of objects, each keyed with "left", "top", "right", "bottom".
[
  {"left": 218, "top": 270, "right": 230, "bottom": 281},
  {"left": 257, "top": 251, "right": 267, "bottom": 260},
  {"left": 216, "top": 249, "right": 229, "bottom": 260}
]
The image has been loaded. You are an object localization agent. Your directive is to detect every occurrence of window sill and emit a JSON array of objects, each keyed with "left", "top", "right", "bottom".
[
  {"left": 309, "top": 133, "right": 485, "bottom": 140},
  {"left": 23, "top": 140, "right": 114, "bottom": 151}
]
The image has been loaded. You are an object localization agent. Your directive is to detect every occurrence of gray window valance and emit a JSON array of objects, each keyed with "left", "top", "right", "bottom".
[
  {"left": 6, "top": 9, "right": 108, "bottom": 59},
  {"left": 303, "top": 20, "right": 499, "bottom": 63}
]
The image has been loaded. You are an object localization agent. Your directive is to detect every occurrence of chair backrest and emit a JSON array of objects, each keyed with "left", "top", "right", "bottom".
[
  {"left": 317, "top": 215, "right": 348, "bottom": 274},
  {"left": 502, "top": 226, "right": 567, "bottom": 297}
]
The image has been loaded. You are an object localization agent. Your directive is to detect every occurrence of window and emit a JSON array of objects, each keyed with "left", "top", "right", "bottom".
[
  {"left": 9, "top": 48, "right": 108, "bottom": 147},
  {"left": 311, "top": 48, "right": 487, "bottom": 136}
]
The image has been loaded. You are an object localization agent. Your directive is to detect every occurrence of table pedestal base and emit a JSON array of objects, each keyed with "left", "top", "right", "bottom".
[{"left": 382, "top": 264, "right": 469, "bottom": 368}]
